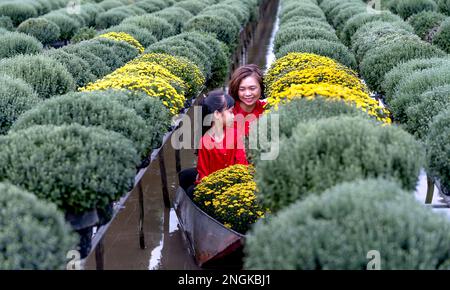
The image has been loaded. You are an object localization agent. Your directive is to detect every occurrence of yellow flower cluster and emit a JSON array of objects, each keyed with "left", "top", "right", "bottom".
[
  {"left": 133, "top": 53, "right": 205, "bottom": 99},
  {"left": 265, "top": 52, "right": 358, "bottom": 89},
  {"left": 265, "top": 52, "right": 391, "bottom": 124},
  {"left": 113, "top": 62, "right": 187, "bottom": 95},
  {"left": 194, "top": 164, "right": 267, "bottom": 234},
  {"left": 81, "top": 74, "right": 185, "bottom": 116},
  {"left": 270, "top": 83, "right": 391, "bottom": 124},
  {"left": 79, "top": 52, "right": 209, "bottom": 116},
  {"left": 97, "top": 32, "right": 145, "bottom": 53},
  {"left": 267, "top": 66, "right": 368, "bottom": 97}
]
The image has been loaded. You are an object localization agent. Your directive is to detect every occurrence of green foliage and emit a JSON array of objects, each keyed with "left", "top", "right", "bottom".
[
  {"left": 359, "top": 39, "right": 445, "bottom": 93},
  {"left": 395, "top": 0, "right": 438, "bottom": 19},
  {"left": 390, "top": 65, "right": 450, "bottom": 123},
  {"left": 102, "top": 23, "right": 157, "bottom": 47},
  {"left": 0, "top": 75, "right": 40, "bottom": 135},
  {"left": 11, "top": 92, "right": 156, "bottom": 157},
  {"left": 244, "top": 178, "right": 450, "bottom": 269},
  {"left": 438, "top": 0, "right": 450, "bottom": 15},
  {"left": 174, "top": 0, "right": 210, "bottom": 15},
  {"left": 0, "top": 182, "right": 78, "bottom": 270},
  {"left": 43, "top": 49, "right": 96, "bottom": 88},
  {"left": 351, "top": 21, "right": 416, "bottom": 63},
  {"left": 426, "top": 108, "right": 450, "bottom": 192},
  {"left": 43, "top": 13, "right": 80, "bottom": 40},
  {"left": 433, "top": 18, "right": 450, "bottom": 53},
  {"left": 276, "top": 38, "right": 357, "bottom": 69},
  {"left": 247, "top": 97, "right": 370, "bottom": 163},
  {"left": 122, "top": 15, "right": 175, "bottom": 40},
  {"left": 281, "top": 17, "right": 333, "bottom": 32},
  {"left": 0, "top": 16, "right": 13, "bottom": 30},
  {"left": 152, "top": 7, "right": 194, "bottom": 33},
  {"left": 274, "top": 26, "right": 339, "bottom": 52},
  {"left": 382, "top": 57, "right": 450, "bottom": 101},
  {"left": 0, "top": 124, "right": 138, "bottom": 214},
  {"left": 183, "top": 14, "right": 240, "bottom": 49},
  {"left": 0, "top": 54, "right": 75, "bottom": 99},
  {"left": 17, "top": 18, "right": 60, "bottom": 45},
  {"left": 407, "top": 11, "right": 447, "bottom": 40},
  {"left": 255, "top": 116, "right": 423, "bottom": 212},
  {"left": 95, "top": 9, "right": 134, "bottom": 30},
  {"left": 0, "top": 3, "right": 38, "bottom": 26},
  {"left": 341, "top": 12, "right": 404, "bottom": 46},
  {"left": 61, "top": 46, "right": 111, "bottom": 78},
  {"left": 0, "top": 31, "right": 43, "bottom": 59},
  {"left": 70, "top": 26, "right": 97, "bottom": 43},
  {"left": 404, "top": 85, "right": 450, "bottom": 140}
]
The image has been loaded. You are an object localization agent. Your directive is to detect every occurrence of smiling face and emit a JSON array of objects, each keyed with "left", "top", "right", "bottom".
[{"left": 238, "top": 75, "right": 262, "bottom": 111}]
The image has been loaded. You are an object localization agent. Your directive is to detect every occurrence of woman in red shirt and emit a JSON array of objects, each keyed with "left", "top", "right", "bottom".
[
  {"left": 196, "top": 91, "right": 248, "bottom": 182},
  {"left": 179, "top": 91, "right": 248, "bottom": 198},
  {"left": 228, "top": 64, "right": 267, "bottom": 136}
]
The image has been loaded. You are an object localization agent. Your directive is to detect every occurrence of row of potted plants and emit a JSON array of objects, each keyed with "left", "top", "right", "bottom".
[{"left": 242, "top": 0, "right": 450, "bottom": 269}]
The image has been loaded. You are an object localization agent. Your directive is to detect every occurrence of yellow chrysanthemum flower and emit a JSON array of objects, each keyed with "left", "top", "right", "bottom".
[{"left": 97, "top": 32, "right": 145, "bottom": 53}]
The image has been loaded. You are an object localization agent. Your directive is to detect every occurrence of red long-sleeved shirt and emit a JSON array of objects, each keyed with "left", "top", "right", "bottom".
[
  {"left": 196, "top": 127, "right": 248, "bottom": 183},
  {"left": 233, "top": 99, "right": 267, "bottom": 136}
]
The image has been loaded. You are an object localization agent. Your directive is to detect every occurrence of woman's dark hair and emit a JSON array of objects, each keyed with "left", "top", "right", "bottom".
[
  {"left": 200, "top": 90, "right": 235, "bottom": 136},
  {"left": 228, "top": 64, "right": 265, "bottom": 101}
]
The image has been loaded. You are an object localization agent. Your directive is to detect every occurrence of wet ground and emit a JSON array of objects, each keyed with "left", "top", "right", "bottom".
[{"left": 84, "top": 0, "right": 280, "bottom": 270}]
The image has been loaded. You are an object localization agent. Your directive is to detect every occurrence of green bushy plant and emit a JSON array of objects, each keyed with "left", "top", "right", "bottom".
[
  {"left": 0, "top": 3, "right": 38, "bottom": 26},
  {"left": 43, "top": 13, "right": 80, "bottom": 40},
  {"left": 408, "top": 11, "right": 447, "bottom": 40},
  {"left": 0, "top": 75, "right": 41, "bottom": 135},
  {"left": 255, "top": 116, "right": 423, "bottom": 212},
  {"left": 244, "top": 178, "right": 450, "bottom": 269},
  {"left": 395, "top": 0, "right": 437, "bottom": 19},
  {"left": 0, "top": 31, "right": 43, "bottom": 59},
  {"left": 438, "top": 0, "right": 450, "bottom": 15},
  {"left": 70, "top": 26, "right": 97, "bottom": 43},
  {"left": 61, "top": 46, "right": 111, "bottom": 78},
  {"left": 0, "top": 54, "right": 75, "bottom": 99},
  {"left": 276, "top": 38, "right": 357, "bottom": 69},
  {"left": 44, "top": 49, "right": 96, "bottom": 88},
  {"left": 281, "top": 17, "right": 333, "bottom": 32},
  {"left": 0, "top": 182, "right": 78, "bottom": 270},
  {"left": 17, "top": 18, "right": 60, "bottom": 45},
  {"left": 247, "top": 97, "right": 370, "bottom": 163},
  {"left": 0, "top": 15, "right": 13, "bottom": 30},
  {"left": 382, "top": 57, "right": 450, "bottom": 101},
  {"left": 152, "top": 7, "right": 194, "bottom": 33},
  {"left": 95, "top": 9, "right": 133, "bottom": 29},
  {"left": 146, "top": 41, "right": 211, "bottom": 78},
  {"left": 174, "top": 0, "right": 209, "bottom": 15},
  {"left": 122, "top": 15, "right": 175, "bottom": 40},
  {"left": 280, "top": 6, "right": 326, "bottom": 25},
  {"left": 359, "top": 39, "right": 445, "bottom": 93},
  {"left": 404, "top": 85, "right": 450, "bottom": 140},
  {"left": 183, "top": 14, "right": 239, "bottom": 49},
  {"left": 11, "top": 93, "right": 156, "bottom": 157},
  {"left": 103, "top": 24, "right": 157, "bottom": 47},
  {"left": 426, "top": 108, "right": 450, "bottom": 192},
  {"left": 274, "top": 26, "right": 339, "bottom": 51},
  {"left": 351, "top": 21, "right": 417, "bottom": 63},
  {"left": 390, "top": 66, "right": 450, "bottom": 123},
  {"left": 0, "top": 124, "right": 138, "bottom": 214},
  {"left": 432, "top": 18, "right": 450, "bottom": 53},
  {"left": 341, "top": 12, "right": 404, "bottom": 45}
]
